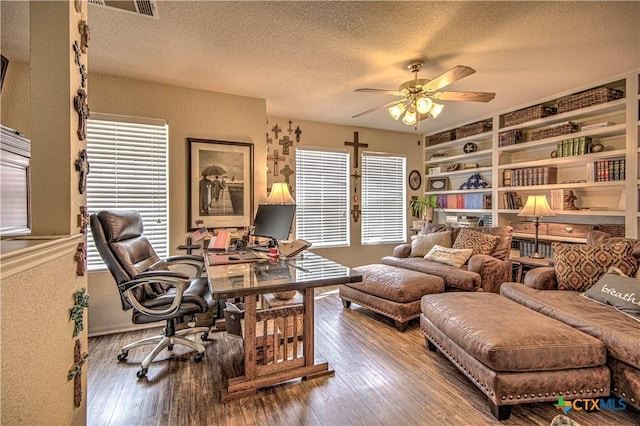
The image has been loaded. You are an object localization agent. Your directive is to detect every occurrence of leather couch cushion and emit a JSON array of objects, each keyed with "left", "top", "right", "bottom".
[
  {"left": 410, "top": 231, "right": 452, "bottom": 257},
  {"left": 421, "top": 292, "right": 606, "bottom": 372},
  {"left": 350, "top": 264, "right": 444, "bottom": 302},
  {"left": 382, "top": 256, "right": 480, "bottom": 291},
  {"left": 588, "top": 230, "right": 640, "bottom": 259},
  {"left": 552, "top": 241, "right": 638, "bottom": 291},
  {"left": 501, "top": 282, "right": 640, "bottom": 369}
]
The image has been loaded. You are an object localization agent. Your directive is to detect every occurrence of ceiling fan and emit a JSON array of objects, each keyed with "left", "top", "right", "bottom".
[{"left": 353, "top": 61, "right": 495, "bottom": 126}]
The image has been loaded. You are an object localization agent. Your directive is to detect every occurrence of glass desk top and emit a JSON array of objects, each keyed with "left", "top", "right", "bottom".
[{"left": 204, "top": 252, "right": 362, "bottom": 298}]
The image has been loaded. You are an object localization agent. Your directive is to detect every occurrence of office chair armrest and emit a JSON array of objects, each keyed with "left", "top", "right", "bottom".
[
  {"left": 162, "top": 255, "right": 205, "bottom": 277},
  {"left": 120, "top": 274, "right": 190, "bottom": 317}
]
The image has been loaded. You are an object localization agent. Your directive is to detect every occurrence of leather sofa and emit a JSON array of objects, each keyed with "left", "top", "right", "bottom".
[
  {"left": 381, "top": 224, "right": 513, "bottom": 293},
  {"left": 499, "top": 230, "right": 640, "bottom": 411}
]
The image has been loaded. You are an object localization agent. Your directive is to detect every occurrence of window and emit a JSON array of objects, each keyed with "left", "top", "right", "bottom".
[
  {"left": 361, "top": 152, "right": 406, "bottom": 245},
  {"left": 295, "top": 148, "right": 349, "bottom": 248},
  {"left": 86, "top": 114, "right": 168, "bottom": 270}
]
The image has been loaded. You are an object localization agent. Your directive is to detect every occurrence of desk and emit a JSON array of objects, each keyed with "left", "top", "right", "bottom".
[
  {"left": 205, "top": 252, "right": 362, "bottom": 400},
  {"left": 511, "top": 256, "right": 552, "bottom": 283}
]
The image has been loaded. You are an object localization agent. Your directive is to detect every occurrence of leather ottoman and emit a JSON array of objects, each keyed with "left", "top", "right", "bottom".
[
  {"left": 420, "top": 292, "right": 610, "bottom": 420},
  {"left": 340, "top": 264, "right": 444, "bottom": 331}
]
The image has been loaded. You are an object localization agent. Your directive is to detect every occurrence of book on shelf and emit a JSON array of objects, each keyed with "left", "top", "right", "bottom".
[
  {"left": 503, "top": 191, "right": 523, "bottom": 210},
  {"left": 550, "top": 189, "right": 566, "bottom": 210}
]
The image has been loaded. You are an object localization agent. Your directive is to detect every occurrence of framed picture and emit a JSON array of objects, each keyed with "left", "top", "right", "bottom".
[
  {"left": 408, "top": 170, "right": 422, "bottom": 190},
  {"left": 428, "top": 177, "right": 448, "bottom": 191},
  {"left": 187, "top": 138, "right": 253, "bottom": 230}
]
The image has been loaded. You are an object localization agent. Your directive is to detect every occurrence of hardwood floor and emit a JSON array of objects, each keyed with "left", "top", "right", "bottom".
[{"left": 88, "top": 288, "right": 639, "bottom": 425}]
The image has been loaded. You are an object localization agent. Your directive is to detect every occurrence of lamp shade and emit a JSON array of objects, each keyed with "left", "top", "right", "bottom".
[
  {"left": 388, "top": 103, "right": 406, "bottom": 120},
  {"left": 266, "top": 182, "right": 295, "bottom": 204},
  {"left": 518, "top": 195, "right": 555, "bottom": 217},
  {"left": 429, "top": 102, "right": 444, "bottom": 118}
]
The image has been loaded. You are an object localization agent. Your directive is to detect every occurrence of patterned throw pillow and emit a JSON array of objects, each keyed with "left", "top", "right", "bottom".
[
  {"left": 552, "top": 241, "right": 638, "bottom": 291},
  {"left": 424, "top": 245, "right": 473, "bottom": 268},
  {"left": 410, "top": 231, "right": 452, "bottom": 257},
  {"left": 452, "top": 228, "right": 499, "bottom": 256}
]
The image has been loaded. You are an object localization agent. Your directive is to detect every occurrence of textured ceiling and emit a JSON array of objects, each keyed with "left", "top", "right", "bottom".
[{"left": 2, "top": 1, "right": 639, "bottom": 134}]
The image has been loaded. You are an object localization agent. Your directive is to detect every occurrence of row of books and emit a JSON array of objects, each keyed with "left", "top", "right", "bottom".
[
  {"left": 592, "top": 158, "right": 625, "bottom": 182},
  {"left": 498, "top": 129, "right": 523, "bottom": 146},
  {"left": 556, "top": 136, "right": 592, "bottom": 157},
  {"left": 432, "top": 193, "right": 491, "bottom": 210},
  {"left": 503, "top": 167, "right": 557, "bottom": 187},
  {"left": 503, "top": 191, "right": 524, "bottom": 209},
  {"left": 513, "top": 239, "right": 554, "bottom": 258},
  {"left": 550, "top": 189, "right": 567, "bottom": 210}
]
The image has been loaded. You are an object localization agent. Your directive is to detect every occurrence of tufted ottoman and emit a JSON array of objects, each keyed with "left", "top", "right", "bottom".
[
  {"left": 339, "top": 264, "right": 444, "bottom": 331},
  {"left": 420, "top": 292, "right": 610, "bottom": 420}
]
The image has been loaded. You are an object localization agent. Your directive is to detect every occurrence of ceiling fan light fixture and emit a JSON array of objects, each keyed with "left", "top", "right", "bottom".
[
  {"left": 402, "top": 107, "right": 417, "bottom": 125},
  {"left": 416, "top": 97, "right": 433, "bottom": 114},
  {"left": 388, "top": 103, "right": 406, "bottom": 120},
  {"left": 429, "top": 102, "right": 445, "bottom": 119}
]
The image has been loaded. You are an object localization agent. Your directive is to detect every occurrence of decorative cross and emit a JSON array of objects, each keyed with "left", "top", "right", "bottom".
[
  {"left": 344, "top": 131, "right": 368, "bottom": 168},
  {"left": 351, "top": 204, "right": 361, "bottom": 222},
  {"left": 288, "top": 120, "right": 294, "bottom": 135},
  {"left": 75, "top": 149, "right": 90, "bottom": 194},
  {"left": 74, "top": 242, "right": 87, "bottom": 277},
  {"left": 77, "top": 206, "right": 89, "bottom": 233},
  {"left": 70, "top": 287, "right": 90, "bottom": 337},
  {"left": 74, "top": 89, "right": 90, "bottom": 140},
  {"left": 271, "top": 123, "right": 282, "bottom": 139},
  {"left": 267, "top": 150, "right": 286, "bottom": 177},
  {"left": 280, "top": 164, "right": 294, "bottom": 185},
  {"left": 78, "top": 21, "right": 91, "bottom": 54},
  {"left": 74, "top": 0, "right": 82, "bottom": 13},
  {"left": 73, "top": 41, "right": 82, "bottom": 66},
  {"left": 295, "top": 126, "right": 302, "bottom": 143},
  {"left": 266, "top": 132, "right": 273, "bottom": 145},
  {"left": 68, "top": 340, "right": 88, "bottom": 408},
  {"left": 350, "top": 171, "right": 361, "bottom": 193},
  {"left": 79, "top": 64, "right": 87, "bottom": 89},
  {"left": 279, "top": 136, "right": 293, "bottom": 155}
]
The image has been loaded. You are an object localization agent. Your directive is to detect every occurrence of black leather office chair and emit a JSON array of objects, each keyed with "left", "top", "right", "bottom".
[{"left": 90, "top": 210, "right": 215, "bottom": 378}]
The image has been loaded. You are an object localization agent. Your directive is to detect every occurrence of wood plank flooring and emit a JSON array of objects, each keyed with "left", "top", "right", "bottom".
[{"left": 87, "top": 288, "right": 639, "bottom": 425}]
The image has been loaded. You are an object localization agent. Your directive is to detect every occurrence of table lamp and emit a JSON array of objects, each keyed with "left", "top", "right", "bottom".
[
  {"left": 266, "top": 182, "right": 295, "bottom": 204},
  {"left": 518, "top": 194, "right": 555, "bottom": 258}
]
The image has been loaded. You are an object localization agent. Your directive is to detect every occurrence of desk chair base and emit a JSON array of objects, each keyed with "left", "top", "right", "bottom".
[{"left": 117, "top": 323, "right": 210, "bottom": 379}]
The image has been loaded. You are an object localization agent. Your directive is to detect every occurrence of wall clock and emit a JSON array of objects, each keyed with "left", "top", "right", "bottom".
[{"left": 408, "top": 170, "right": 422, "bottom": 190}]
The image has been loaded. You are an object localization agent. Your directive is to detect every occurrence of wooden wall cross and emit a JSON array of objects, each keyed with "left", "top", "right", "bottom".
[
  {"left": 68, "top": 340, "right": 88, "bottom": 408},
  {"left": 70, "top": 287, "right": 90, "bottom": 338},
  {"left": 266, "top": 132, "right": 273, "bottom": 145},
  {"left": 280, "top": 164, "right": 294, "bottom": 185},
  {"left": 74, "top": 89, "right": 90, "bottom": 141},
  {"left": 295, "top": 126, "right": 302, "bottom": 143},
  {"left": 279, "top": 135, "right": 293, "bottom": 155},
  {"left": 78, "top": 21, "right": 91, "bottom": 54},
  {"left": 77, "top": 206, "right": 89, "bottom": 233},
  {"left": 267, "top": 150, "right": 286, "bottom": 176},
  {"left": 351, "top": 204, "right": 361, "bottom": 222},
  {"left": 287, "top": 120, "right": 293, "bottom": 135},
  {"left": 344, "top": 131, "right": 368, "bottom": 168},
  {"left": 80, "top": 64, "right": 87, "bottom": 89},
  {"left": 74, "top": 242, "right": 87, "bottom": 277},
  {"left": 73, "top": 41, "right": 82, "bottom": 66},
  {"left": 271, "top": 123, "right": 282, "bottom": 139},
  {"left": 75, "top": 149, "right": 90, "bottom": 194}
]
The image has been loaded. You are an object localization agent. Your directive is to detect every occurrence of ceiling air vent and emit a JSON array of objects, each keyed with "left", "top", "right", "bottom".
[{"left": 88, "top": 0, "right": 158, "bottom": 19}]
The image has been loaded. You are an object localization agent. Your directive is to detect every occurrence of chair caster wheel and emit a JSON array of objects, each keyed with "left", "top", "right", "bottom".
[
  {"left": 136, "top": 368, "right": 148, "bottom": 379},
  {"left": 201, "top": 332, "right": 209, "bottom": 340},
  {"left": 117, "top": 351, "right": 128, "bottom": 362},
  {"left": 194, "top": 353, "right": 204, "bottom": 362},
  {"left": 168, "top": 344, "right": 174, "bottom": 351}
]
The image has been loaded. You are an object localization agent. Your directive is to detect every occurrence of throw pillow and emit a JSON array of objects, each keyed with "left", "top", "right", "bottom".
[
  {"left": 452, "top": 228, "right": 499, "bottom": 256},
  {"left": 552, "top": 241, "right": 638, "bottom": 291},
  {"left": 583, "top": 267, "right": 640, "bottom": 321},
  {"left": 424, "top": 245, "right": 473, "bottom": 268},
  {"left": 410, "top": 231, "right": 452, "bottom": 257}
]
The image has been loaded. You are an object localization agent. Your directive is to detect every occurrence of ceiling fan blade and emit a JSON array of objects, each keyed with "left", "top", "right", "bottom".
[
  {"left": 422, "top": 66, "right": 476, "bottom": 93},
  {"left": 436, "top": 91, "right": 496, "bottom": 102},
  {"left": 352, "top": 99, "right": 405, "bottom": 118},
  {"left": 355, "top": 88, "right": 404, "bottom": 96}
]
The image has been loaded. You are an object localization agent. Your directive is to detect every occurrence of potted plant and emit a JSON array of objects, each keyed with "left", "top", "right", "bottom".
[{"left": 409, "top": 196, "right": 436, "bottom": 228}]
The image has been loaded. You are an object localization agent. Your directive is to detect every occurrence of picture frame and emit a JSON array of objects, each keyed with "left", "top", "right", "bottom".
[
  {"left": 428, "top": 177, "right": 448, "bottom": 191},
  {"left": 187, "top": 138, "right": 253, "bottom": 230},
  {"left": 408, "top": 170, "right": 422, "bottom": 190}
]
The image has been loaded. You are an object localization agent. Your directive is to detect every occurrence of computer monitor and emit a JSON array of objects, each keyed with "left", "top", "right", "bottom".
[{"left": 252, "top": 203, "right": 296, "bottom": 247}]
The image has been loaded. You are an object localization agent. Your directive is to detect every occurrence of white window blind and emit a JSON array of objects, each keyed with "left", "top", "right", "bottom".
[
  {"left": 86, "top": 115, "right": 169, "bottom": 270},
  {"left": 361, "top": 153, "right": 406, "bottom": 245},
  {"left": 295, "top": 148, "right": 350, "bottom": 248}
]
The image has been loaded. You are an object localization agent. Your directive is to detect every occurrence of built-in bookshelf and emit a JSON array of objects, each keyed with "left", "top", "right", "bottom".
[{"left": 424, "top": 69, "right": 640, "bottom": 242}]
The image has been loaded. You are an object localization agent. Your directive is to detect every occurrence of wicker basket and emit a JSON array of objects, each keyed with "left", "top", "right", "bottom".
[
  {"left": 530, "top": 121, "right": 579, "bottom": 141},
  {"left": 455, "top": 121, "right": 493, "bottom": 139},
  {"left": 557, "top": 87, "right": 624, "bottom": 113},
  {"left": 503, "top": 104, "right": 557, "bottom": 127},
  {"left": 426, "top": 130, "right": 456, "bottom": 146}
]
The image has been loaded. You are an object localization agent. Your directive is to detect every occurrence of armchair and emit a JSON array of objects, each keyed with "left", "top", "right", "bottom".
[{"left": 90, "top": 210, "right": 215, "bottom": 379}]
